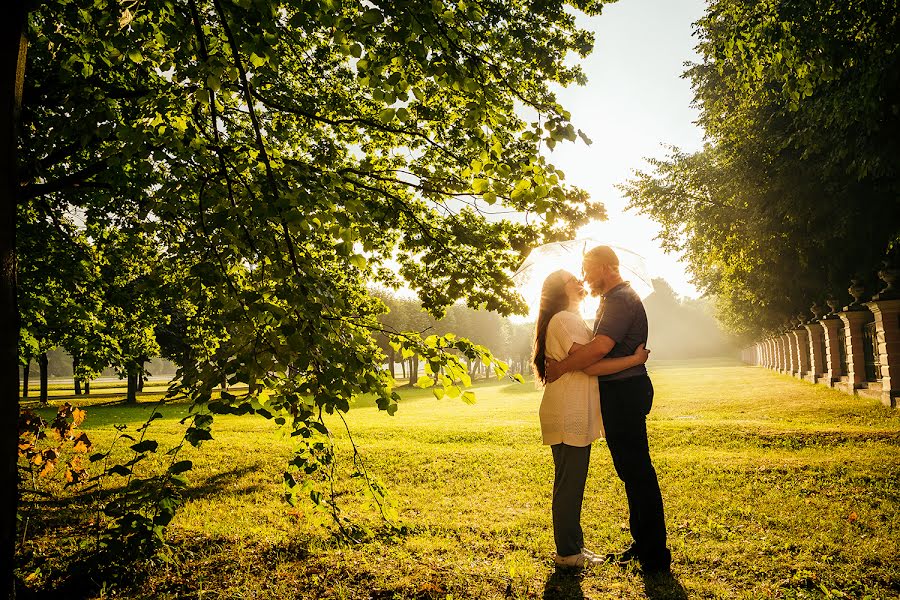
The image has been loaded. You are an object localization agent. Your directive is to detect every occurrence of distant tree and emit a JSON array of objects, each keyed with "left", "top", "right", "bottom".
[
  {"left": 643, "top": 279, "right": 737, "bottom": 359},
  {"left": 507, "top": 321, "right": 535, "bottom": 378}
]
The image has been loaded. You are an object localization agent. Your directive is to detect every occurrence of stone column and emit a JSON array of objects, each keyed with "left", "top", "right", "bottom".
[
  {"left": 865, "top": 260, "right": 900, "bottom": 407},
  {"left": 777, "top": 335, "right": 788, "bottom": 373},
  {"left": 865, "top": 300, "right": 898, "bottom": 407},
  {"left": 819, "top": 316, "right": 843, "bottom": 387},
  {"left": 792, "top": 327, "right": 810, "bottom": 380},
  {"left": 804, "top": 324, "right": 825, "bottom": 383},
  {"left": 785, "top": 333, "right": 798, "bottom": 376},
  {"left": 837, "top": 280, "right": 873, "bottom": 393},
  {"left": 784, "top": 331, "right": 795, "bottom": 375},
  {"left": 773, "top": 336, "right": 783, "bottom": 372}
]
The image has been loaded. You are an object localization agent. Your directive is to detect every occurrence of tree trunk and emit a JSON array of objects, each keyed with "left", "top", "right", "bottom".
[
  {"left": 126, "top": 371, "right": 138, "bottom": 403},
  {"left": 84, "top": 379, "right": 90, "bottom": 395},
  {"left": 73, "top": 357, "right": 81, "bottom": 396},
  {"left": 387, "top": 347, "right": 395, "bottom": 379},
  {"left": 2, "top": 4, "right": 28, "bottom": 597},
  {"left": 406, "top": 356, "right": 418, "bottom": 386},
  {"left": 21, "top": 361, "right": 28, "bottom": 399},
  {"left": 137, "top": 367, "right": 144, "bottom": 392},
  {"left": 38, "top": 352, "right": 48, "bottom": 405},
  {"left": 399, "top": 358, "right": 406, "bottom": 380}
]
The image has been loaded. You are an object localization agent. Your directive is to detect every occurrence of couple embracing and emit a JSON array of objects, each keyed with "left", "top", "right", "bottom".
[{"left": 533, "top": 245, "right": 671, "bottom": 575}]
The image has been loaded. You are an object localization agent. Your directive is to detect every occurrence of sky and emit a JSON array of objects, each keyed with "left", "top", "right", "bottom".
[{"left": 549, "top": 0, "right": 708, "bottom": 298}]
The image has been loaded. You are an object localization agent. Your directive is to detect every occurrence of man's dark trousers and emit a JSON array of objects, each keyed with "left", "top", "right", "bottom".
[{"left": 599, "top": 374, "right": 670, "bottom": 569}]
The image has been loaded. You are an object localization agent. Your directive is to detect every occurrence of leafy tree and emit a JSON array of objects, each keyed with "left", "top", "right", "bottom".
[
  {"left": 506, "top": 321, "right": 535, "bottom": 377},
  {"left": 622, "top": 0, "right": 900, "bottom": 338},
  {"left": 642, "top": 278, "right": 737, "bottom": 359},
  {"left": 4, "top": 0, "right": 614, "bottom": 592}
]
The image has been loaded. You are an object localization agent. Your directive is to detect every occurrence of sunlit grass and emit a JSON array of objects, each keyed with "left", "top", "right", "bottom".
[{"left": 21, "top": 359, "right": 900, "bottom": 599}]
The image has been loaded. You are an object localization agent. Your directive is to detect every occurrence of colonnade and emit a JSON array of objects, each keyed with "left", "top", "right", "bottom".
[{"left": 741, "top": 272, "right": 900, "bottom": 408}]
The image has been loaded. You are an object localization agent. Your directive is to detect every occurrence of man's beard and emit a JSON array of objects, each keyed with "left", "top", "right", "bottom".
[{"left": 588, "top": 276, "right": 605, "bottom": 297}]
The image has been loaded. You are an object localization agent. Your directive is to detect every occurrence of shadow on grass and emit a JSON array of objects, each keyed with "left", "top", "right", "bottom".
[
  {"left": 183, "top": 464, "right": 265, "bottom": 500},
  {"left": 642, "top": 570, "right": 688, "bottom": 600},
  {"left": 542, "top": 567, "right": 584, "bottom": 599}
]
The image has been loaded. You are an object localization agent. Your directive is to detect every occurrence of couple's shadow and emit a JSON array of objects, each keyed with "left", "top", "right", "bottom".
[{"left": 542, "top": 567, "right": 688, "bottom": 600}]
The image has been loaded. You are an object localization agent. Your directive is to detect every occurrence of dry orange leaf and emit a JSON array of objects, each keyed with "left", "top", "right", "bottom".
[
  {"left": 848, "top": 512, "right": 859, "bottom": 523},
  {"left": 73, "top": 432, "right": 92, "bottom": 453},
  {"left": 72, "top": 408, "right": 87, "bottom": 427}
]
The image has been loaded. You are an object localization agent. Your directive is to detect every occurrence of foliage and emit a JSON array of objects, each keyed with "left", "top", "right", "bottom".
[
  {"left": 18, "top": 403, "right": 92, "bottom": 485},
  {"left": 17, "top": 402, "right": 191, "bottom": 589},
  {"left": 621, "top": 0, "right": 900, "bottom": 338},
  {"left": 15, "top": 0, "right": 614, "bottom": 574},
  {"left": 374, "top": 289, "right": 535, "bottom": 381}
]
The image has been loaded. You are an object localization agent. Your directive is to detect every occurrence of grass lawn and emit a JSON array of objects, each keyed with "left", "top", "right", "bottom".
[{"left": 19, "top": 358, "right": 900, "bottom": 599}]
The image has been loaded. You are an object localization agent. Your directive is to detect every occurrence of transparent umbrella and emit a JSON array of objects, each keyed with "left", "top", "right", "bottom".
[{"left": 511, "top": 239, "right": 653, "bottom": 320}]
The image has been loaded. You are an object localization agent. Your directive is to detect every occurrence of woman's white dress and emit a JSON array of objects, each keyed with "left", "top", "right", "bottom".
[{"left": 539, "top": 310, "right": 604, "bottom": 446}]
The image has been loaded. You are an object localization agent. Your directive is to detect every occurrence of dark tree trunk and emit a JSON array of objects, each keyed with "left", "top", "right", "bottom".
[
  {"left": 126, "top": 371, "right": 138, "bottom": 403},
  {"left": 38, "top": 352, "right": 48, "bottom": 405},
  {"left": 21, "top": 361, "right": 28, "bottom": 399},
  {"left": 406, "top": 356, "right": 418, "bottom": 386},
  {"left": 399, "top": 358, "right": 406, "bottom": 380},
  {"left": 387, "top": 347, "right": 395, "bottom": 379},
  {"left": 84, "top": 380, "right": 90, "bottom": 395},
  {"left": 137, "top": 368, "right": 144, "bottom": 392},
  {"left": 2, "top": 4, "right": 27, "bottom": 597},
  {"left": 73, "top": 357, "right": 81, "bottom": 396}
]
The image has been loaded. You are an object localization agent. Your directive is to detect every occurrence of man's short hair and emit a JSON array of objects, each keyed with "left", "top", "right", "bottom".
[{"left": 583, "top": 245, "right": 619, "bottom": 267}]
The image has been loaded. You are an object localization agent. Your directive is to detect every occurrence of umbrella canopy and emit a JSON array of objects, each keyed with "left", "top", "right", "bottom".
[{"left": 511, "top": 239, "right": 653, "bottom": 320}]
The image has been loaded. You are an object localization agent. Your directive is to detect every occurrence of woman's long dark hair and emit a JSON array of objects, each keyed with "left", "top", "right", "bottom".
[{"left": 532, "top": 270, "right": 573, "bottom": 384}]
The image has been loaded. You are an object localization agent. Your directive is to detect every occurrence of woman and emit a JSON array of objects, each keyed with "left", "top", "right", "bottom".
[{"left": 533, "top": 269, "right": 649, "bottom": 568}]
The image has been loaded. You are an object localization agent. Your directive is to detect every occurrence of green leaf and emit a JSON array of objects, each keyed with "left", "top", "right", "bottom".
[
  {"left": 108, "top": 465, "right": 131, "bottom": 477},
  {"left": 378, "top": 108, "right": 396, "bottom": 123},
  {"left": 130, "top": 440, "right": 158, "bottom": 453},
  {"left": 249, "top": 52, "right": 267, "bottom": 68},
  {"left": 416, "top": 375, "right": 434, "bottom": 388},
  {"left": 461, "top": 391, "right": 476, "bottom": 405},
  {"left": 361, "top": 8, "right": 383, "bottom": 25},
  {"left": 350, "top": 254, "right": 367, "bottom": 269},
  {"left": 168, "top": 460, "right": 193, "bottom": 474}
]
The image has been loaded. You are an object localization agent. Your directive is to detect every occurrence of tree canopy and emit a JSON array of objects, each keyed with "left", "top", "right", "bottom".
[
  {"left": 5, "top": 0, "right": 614, "bottom": 590},
  {"left": 621, "top": 0, "right": 900, "bottom": 338},
  {"left": 20, "top": 0, "right": 608, "bottom": 398}
]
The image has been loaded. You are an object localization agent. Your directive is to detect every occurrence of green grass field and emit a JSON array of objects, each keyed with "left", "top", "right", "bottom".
[{"left": 20, "top": 359, "right": 900, "bottom": 599}]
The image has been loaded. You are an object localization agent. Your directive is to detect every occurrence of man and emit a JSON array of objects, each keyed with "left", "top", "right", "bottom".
[{"left": 546, "top": 245, "right": 671, "bottom": 574}]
